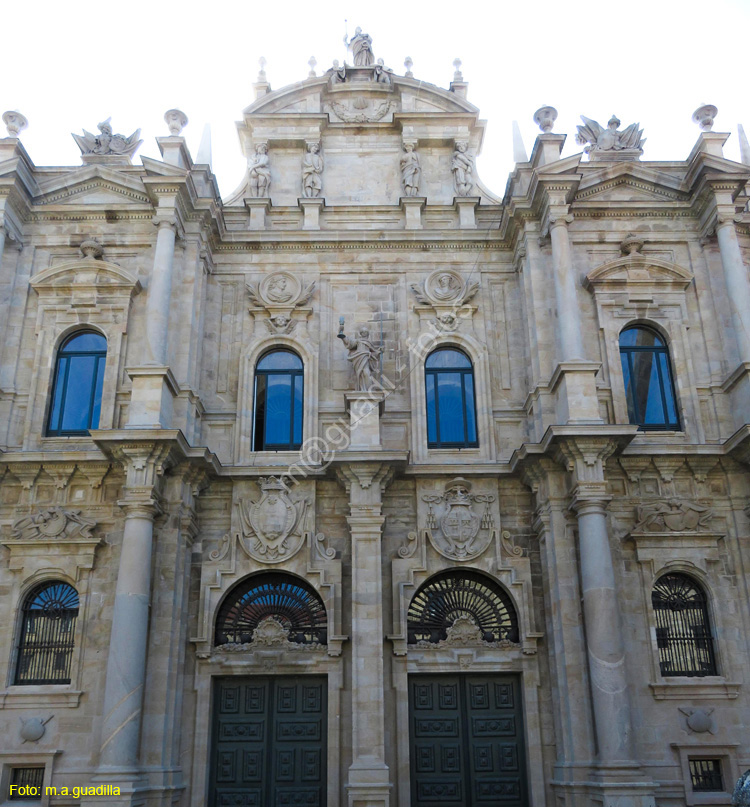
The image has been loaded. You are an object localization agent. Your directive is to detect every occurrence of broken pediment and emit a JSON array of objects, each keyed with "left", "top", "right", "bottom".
[
  {"left": 31, "top": 258, "right": 141, "bottom": 301},
  {"left": 585, "top": 254, "right": 693, "bottom": 292}
]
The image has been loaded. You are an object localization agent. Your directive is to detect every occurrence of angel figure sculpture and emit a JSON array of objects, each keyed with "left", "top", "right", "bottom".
[
  {"left": 337, "top": 319, "right": 383, "bottom": 392},
  {"left": 575, "top": 115, "right": 645, "bottom": 155},
  {"left": 72, "top": 118, "right": 142, "bottom": 157},
  {"left": 248, "top": 143, "right": 271, "bottom": 197}
]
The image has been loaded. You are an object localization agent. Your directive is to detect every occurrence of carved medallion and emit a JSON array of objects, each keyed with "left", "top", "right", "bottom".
[
  {"left": 410, "top": 269, "right": 479, "bottom": 310},
  {"left": 237, "top": 477, "right": 310, "bottom": 562},
  {"left": 422, "top": 478, "right": 495, "bottom": 561}
]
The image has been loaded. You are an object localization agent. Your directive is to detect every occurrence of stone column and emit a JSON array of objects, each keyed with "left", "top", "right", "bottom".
[
  {"left": 0, "top": 222, "right": 6, "bottom": 275},
  {"left": 98, "top": 500, "right": 157, "bottom": 772},
  {"left": 548, "top": 214, "right": 584, "bottom": 361},
  {"left": 336, "top": 462, "right": 394, "bottom": 807},
  {"left": 93, "top": 443, "right": 173, "bottom": 784},
  {"left": 716, "top": 218, "right": 750, "bottom": 362},
  {"left": 146, "top": 218, "right": 177, "bottom": 366}
]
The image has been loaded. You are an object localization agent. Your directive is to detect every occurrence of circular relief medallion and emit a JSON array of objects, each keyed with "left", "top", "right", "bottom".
[
  {"left": 259, "top": 272, "right": 300, "bottom": 306},
  {"left": 425, "top": 269, "right": 464, "bottom": 304},
  {"left": 37, "top": 509, "right": 67, "bottom": 537}
]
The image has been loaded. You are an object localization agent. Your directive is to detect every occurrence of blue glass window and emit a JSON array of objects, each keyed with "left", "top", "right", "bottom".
[
  {"left": 47, "top": 331, "right": 107, "bottom": 436},
  {"left": 619, "top": 327, "right": 679, "bottom": 430},
  {"left": 425, "top": 348, "right": 478, "bottom": 448},
  {"left": 253, "top": 349, "right": 304, "bottom": 450}
]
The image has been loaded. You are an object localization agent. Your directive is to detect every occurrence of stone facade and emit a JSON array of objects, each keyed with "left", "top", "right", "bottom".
[{"left": 1, "top": 40, "right": 750, "bottom": 807}]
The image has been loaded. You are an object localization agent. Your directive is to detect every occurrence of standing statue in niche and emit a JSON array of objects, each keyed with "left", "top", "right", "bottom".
[
  {"left": 248, "top": 143, "right": 271, "bottom": 197},
  {"left": 302, "top": 142, "right": 324, "bottom": 198},
  {"left": 451, "top": 141, "right": 475, "bottom": 196},
  {"left": 337, "top": 318, "right": 383, "bottom": 391},
  {"left": 344, "top": 26, "right": 374, "bottom": 66},
  {"left": 400, "top": 143, "right": 421, "bottom": 197}
]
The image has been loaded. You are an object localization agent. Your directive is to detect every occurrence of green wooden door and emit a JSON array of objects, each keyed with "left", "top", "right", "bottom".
[
  {"left": 409, "top": 674, "right": 528, "bottom": 807},
  {"left": 210, "top": 676, "right": 327, "bottom": 806}
]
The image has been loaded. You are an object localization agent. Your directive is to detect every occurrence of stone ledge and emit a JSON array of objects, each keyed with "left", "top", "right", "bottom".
[
  {"left": 0, "top": 688, "right": 83, "bottom": 708},
  {"left": 649, "top": 680, "right": 740, "bottom": 700}
]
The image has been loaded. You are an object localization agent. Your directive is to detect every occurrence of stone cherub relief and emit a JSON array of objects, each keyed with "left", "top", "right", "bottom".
[
  {"left": 72, "top": 118, "right": 142, "bottom": 158},
  {"left": 337, "top": 318, "right": 383, "bottom": 392},
  {"left": 400, "top": 142, "right": 421, "bottom": 197},
  {"left": 302, "top": 142, "right": 324, "bottom": 198},
  {"left": 236, "top": 476, "right": 311, "bottom": 562},
  {"left": 451, "top": 141, "right": 475, "bottom": 196},
  {"left": 12, "top": 507, "right": 96, "bottom": 541},
  {"left": 633, "top": 499, "right": 713, "bottom": 532},
  {"left": 575, "top": 114, "right": 645, "bottom": 156},
  {"left": 247, "top": 142, "right": 271, "bottom": 197},
  {"left": 246, "top": 271, "right": 316, "bottom": 333},
  {"left": 422, "top": 478, "right": 496, "bottom": 561}
]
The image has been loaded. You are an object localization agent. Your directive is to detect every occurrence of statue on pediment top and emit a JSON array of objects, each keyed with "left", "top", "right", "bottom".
[
  {"left": 72, "top": 117, "right": 142, "bottom": 158},
  {"left": 575, "top": 114, "right": 645, "bottom": 158},
  {"left": 344, "top": 26, "right": 374, "bottom": 66}
]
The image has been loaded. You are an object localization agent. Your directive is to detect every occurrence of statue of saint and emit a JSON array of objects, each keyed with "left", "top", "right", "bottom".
[
  {"left": 373, "top": 58, "right": 392, "bottom": 84},
  {"left": 248, "top": 143, "right": 271, "bottom": 197},
  {"left": 400, "top": 143, "right": 421, "bottom": 197},
  {"left": 329, "top": 59, "right": 346, "bottom": 83},
  {"left": 337, "top": 320, "right": 383, "bottom": 391},
  {"left": 451, "top": 142, "right": 475, "bottom": 196},
  {"left": 302, "top": 142, "right": 323, "bottom": 198},
  {"left": 344, "top": 27, "right": 374, "bottom": 66}
]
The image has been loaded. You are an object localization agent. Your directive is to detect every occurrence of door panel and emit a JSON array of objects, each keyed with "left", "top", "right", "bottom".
[
  {"left": 210, "top": 676, "right": 326, "bottom": 807},
  {"left": 409, "top": 674, "right": 527, "bottom": 807}
]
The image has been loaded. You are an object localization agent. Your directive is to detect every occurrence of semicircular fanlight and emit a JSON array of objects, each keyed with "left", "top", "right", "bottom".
[
  {"left": 215, "top": 573, "right": 327, "bottom": 646},
  {"left": 407, "top": 570, "right": 519, "bottom": 645}
]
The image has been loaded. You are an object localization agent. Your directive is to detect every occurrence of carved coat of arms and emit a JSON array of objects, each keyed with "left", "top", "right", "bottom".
[
  {"left": 422, "top": 478, "right": 495, "bottom": 561},
  {"left": 237, "top": 477, "right": 310, "bottom": 562}
]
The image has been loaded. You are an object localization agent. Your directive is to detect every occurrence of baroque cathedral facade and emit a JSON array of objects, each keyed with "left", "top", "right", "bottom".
[{"left": 1, "top": 31, "right": 749, "bottom": 807}]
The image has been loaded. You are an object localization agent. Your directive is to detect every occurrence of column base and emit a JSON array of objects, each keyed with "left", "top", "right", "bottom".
[
  {"left": 79, "top": 770, "right": 149, "bottom": 807},
  {"left": 125, "top": 366, "right": 179, "bottom": 428},
  {"left": 346, "top": 761, "right": 392, "bottom": 807},
  {"left": 552, "top": 763, "right": 657, "bottom": 807},
  {"left": 549, "top": 361, "right": 603, "bottom": 424}
]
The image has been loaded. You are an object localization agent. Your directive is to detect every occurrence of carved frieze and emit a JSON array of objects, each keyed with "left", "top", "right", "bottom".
[
  {"left": 215, "top": 616, "right": 326, "bottom": 654},
  {"left": 422, "top": 477, "right": 495, "bottom": 561},
  {"left": 236, "top": 476, "right": 311, "bottom": 563},
  {"left": 633, "top": 499, "right": 713, "bottom": 533},
  {"left": 325, "top": 99, "right": 395, "bottom": 123},
  {"left": 413, "top": 615, "right": 520, "bottom": 650},
  {"left": 11, "top": 508, "right": 96, "bottom": 541}
]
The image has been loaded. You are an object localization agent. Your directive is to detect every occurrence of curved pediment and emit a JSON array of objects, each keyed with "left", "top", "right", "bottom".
[
  {"left": 585, "top": 254, "right": 693, "bottom": 291},
  {"left": 31, "top": 259, "right": 141, "bottom": 296}
]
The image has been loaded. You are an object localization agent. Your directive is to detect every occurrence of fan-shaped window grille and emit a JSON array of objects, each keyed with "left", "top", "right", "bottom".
[
  {"left": 407, "top": 571, "right": 519, "bottom": 645},
  {"left": 652, "top": 573, "right": 716, "bottom": 676},
  {"left": 15, "top": 581, "right": 79, "bottom": 685},
  {"left": 215, "top": 573, "right": 327, "bottom": 646}
]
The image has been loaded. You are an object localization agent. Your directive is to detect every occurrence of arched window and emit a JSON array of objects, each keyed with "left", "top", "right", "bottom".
[
  {"left": 47, "top": 331, "right": 107, "bottom": 436},
  {"left": 215, "top": 573, "right": 327, "bottom": 646},
  {"left": 253, "top": 349, "right": 304, "bottom": 451},
  {"left": 619, "top": 326, "right": 679, "bottom": 430},
  {"left": 425, "top": 347, "right": 478, "bottom": 448},
  {"left": 652, "top": 573, "right": 717, "bottom": 676},
  {"left": 407, "top": 570, "right": 519, "bottom": 645},
  {"left": 15, "top": 581, "right": 79, "bottom": 685}
]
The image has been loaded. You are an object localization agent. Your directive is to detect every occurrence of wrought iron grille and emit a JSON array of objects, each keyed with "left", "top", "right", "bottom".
[
  {"left": 689, "top": 758, "right": 723, "bottom": 791},
  {"left": 652, "top": 573, "right": 717, "bottom": 677},
  {"left": 215, "top": 573, "right": 327, "bottom": 646},
  {"left": 9, "top": 768, "right": 44, "bottom": 799},
  {"left": 15, "top": 581, "right": 79, "bottom": 685},
  {"left": 407, "top": 570, "right": 519, "bottom": 644}
]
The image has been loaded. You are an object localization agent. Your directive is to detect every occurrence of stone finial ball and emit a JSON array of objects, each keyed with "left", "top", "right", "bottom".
[{"left": 533, "top": 106, "right": 558, "bottom": 133}]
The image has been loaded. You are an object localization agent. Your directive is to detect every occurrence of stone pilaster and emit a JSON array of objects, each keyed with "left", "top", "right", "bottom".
[{"left": 336, "top": 461, "right": 394, "bottom": 807}]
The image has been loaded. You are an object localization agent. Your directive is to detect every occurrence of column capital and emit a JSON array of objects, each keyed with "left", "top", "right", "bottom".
[
  {"left": 106, "top": 440, "right": 178, "bottom": 495},
  {"left": 335, "top": 462, "right": 395, "bottom": 503},
  {"left": 554, "top": 436, "right": 621, "bottom": 486},
  {"left": 569, "top": 489, "right": 612, "bottom": 515},
  {"left": 117, "top": 495, "right": 161, "bottom": 521},
  {"left": 152, "top": 215, "right": 178, "bottom": 233}
]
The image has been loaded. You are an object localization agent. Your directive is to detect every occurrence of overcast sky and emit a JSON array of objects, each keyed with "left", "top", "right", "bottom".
[{"left": 3, "top": 0, "right": 748, "bottom": 199}]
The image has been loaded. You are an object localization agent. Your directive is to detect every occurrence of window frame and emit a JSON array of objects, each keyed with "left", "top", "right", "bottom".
[
  {"left": 252, "top": 349, "right": 304, "bottom": 451},
  {"left": 424, "top": 347, "right": 479, "bottom": 449},
  {"left": 619, "top": 325, "right": 680, "bottom": 431},
  {"left": 45, "top": 330, "right": 107, "bottom": 437}
]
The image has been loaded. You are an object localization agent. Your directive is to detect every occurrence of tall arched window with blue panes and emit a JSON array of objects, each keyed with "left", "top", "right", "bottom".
[
  {"left": 47, "top": 331, "right": 107, "bottom": 436},
  {"left": 425, "top": 347, "right": 478, "bottom": 448},
  {"left": 253, "top": 349, "right": 304, "bottom": 451}
]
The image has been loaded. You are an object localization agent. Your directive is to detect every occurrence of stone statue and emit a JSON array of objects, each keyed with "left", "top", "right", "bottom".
[
  {"left": 302, "top": 142, "right": 323, "bottom": 198},
  {"left": 337, "top": 319, "right": 383, "bottom": 391},
  {"left": 328, "top": 59, "right": 346, "bottom": 83},
  {"left": 400, "top": 143, "right": 421, "bottom": 197},
  {"left": 451, "top": 141, "right": 475, "bottom": 196},
  {"left": 733, "top": 770, "right": 750, "bottom": 807},
  {"left": 72, "top": 118, "right": 142, "bottom": 157},
  {"left": 575, "top": 115, "right": 645, "bottom": 154},
  {"left": 248, "top": 142, "right": 271, "bottom": 197},
  {"left": 373, "top": 58, "right": 392, "bottom": 85},
  {"left": 344, "top": 26, "right": 374, "bottom": 66}
]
